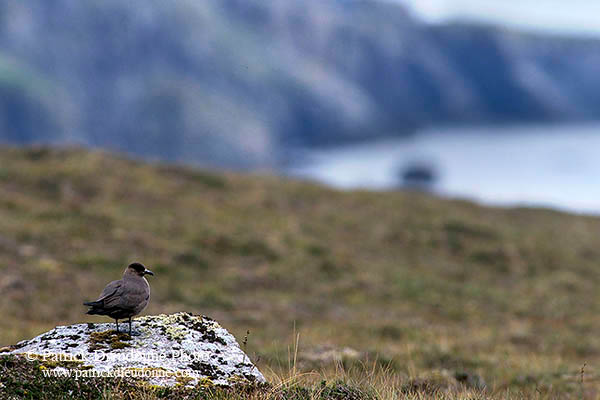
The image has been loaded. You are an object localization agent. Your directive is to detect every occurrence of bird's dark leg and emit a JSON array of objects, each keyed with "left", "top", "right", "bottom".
[
  {"left": 115, "top": 319, "right": 119, "bottom": 332},
  {"left": 128, "top": 317, "right": 132, "bottom": 336}
]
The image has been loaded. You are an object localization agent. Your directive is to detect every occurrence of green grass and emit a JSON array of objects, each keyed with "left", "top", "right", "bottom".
[{"left": 1, "top": 146, "right": 600, "bottom": 398}]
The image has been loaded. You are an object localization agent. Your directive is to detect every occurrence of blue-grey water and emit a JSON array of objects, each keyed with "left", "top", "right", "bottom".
[{"left": 287, "top": 124, "right": 600, "bottom": 214}]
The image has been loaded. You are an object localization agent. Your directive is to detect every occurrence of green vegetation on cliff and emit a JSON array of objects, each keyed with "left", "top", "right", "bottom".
[{"left": 4, "top": 0, "right": 600, "bottom": 167}]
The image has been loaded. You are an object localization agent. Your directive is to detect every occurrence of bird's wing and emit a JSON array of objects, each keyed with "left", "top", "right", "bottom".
[{"left": 96, "top": 280, "right": 124, "bottom": 308}]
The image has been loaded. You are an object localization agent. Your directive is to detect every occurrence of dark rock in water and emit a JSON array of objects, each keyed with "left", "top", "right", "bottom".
[
  {"left": 399, "top": 162, "right": 439, "bottom": 189},
  {"left": 9, "top": 312, "right": 264, "bottom": 387}
]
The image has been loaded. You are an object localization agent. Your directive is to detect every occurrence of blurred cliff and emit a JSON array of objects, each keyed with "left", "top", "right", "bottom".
[{"left": 1, "top": 0, "right": 600, "bottom": 168}]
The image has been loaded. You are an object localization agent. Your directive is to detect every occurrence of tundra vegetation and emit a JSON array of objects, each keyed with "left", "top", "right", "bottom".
[{"left": 1, "top": 147, "right": 599, "bottom": 399}]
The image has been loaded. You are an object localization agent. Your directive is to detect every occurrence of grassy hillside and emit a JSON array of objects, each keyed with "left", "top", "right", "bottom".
[{"left": 1, "top": 146, "right": 600, "bottom": 398}]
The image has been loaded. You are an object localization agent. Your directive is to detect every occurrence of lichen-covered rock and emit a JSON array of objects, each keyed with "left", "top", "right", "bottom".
[{"left": 8, "top": 312, "right": 265, "bottom": 387}]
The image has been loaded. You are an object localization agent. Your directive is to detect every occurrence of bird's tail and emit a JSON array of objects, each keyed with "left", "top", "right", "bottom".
[{"left": 83, "top": 300, "right": 103, "bottom": 315}]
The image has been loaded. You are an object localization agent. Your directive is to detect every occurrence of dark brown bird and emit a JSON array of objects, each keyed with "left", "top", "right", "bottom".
[{"left": 84, "top": 262, "right": 154, "bottom": 335}]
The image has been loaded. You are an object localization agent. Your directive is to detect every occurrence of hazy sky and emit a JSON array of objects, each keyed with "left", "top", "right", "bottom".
[{"left": 396, "top": 0, "right": 600, "bottom": 36}]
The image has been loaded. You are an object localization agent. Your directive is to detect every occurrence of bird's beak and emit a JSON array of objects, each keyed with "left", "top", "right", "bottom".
[{"left": 144, "top": 269, "right": 154, "bottom": 276}]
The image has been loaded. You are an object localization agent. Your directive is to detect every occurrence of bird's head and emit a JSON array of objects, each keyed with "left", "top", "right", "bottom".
[{"left": 125, "top": 262, "right": 155, "bottom": 278}]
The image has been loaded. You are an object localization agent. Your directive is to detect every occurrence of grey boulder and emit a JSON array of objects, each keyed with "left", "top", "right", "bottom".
[{"left": 9, "top": 312, "right": 265, "bottom": 387}]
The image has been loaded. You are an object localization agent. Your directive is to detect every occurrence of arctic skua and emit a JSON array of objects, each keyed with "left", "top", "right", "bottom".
[{"left": 84, "top": 262, "right": 154, "bottom": 335}]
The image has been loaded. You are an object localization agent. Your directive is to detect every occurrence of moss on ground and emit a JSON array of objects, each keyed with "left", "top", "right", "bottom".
[
  {"left": 88, "top": 330, "right": 132, "bottom": 351},
  {"left": 0, "top": 355, "right": 488, "bottom": 399}
]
